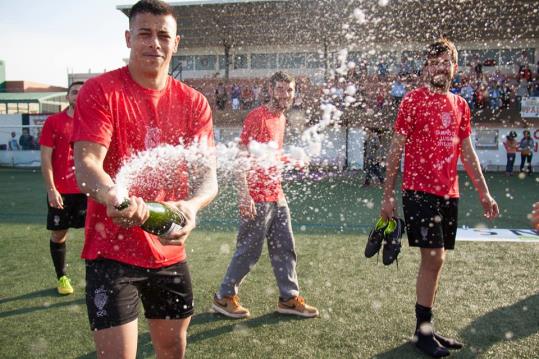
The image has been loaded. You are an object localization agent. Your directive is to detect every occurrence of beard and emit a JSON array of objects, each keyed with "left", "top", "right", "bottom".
[
  {"left": 271, "top": 96, "right": 293, "bottom": 111},
  {"left": 430, "top": 73, "right": 452, "bottom": 90}
]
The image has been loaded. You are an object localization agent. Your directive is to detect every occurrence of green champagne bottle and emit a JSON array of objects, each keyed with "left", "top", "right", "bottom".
[{"left": 115, "top": 200, "right": 186, "bottom": 237}]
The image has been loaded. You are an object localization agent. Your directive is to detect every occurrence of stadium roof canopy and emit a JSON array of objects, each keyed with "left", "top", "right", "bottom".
[{"left": 117, "top": 0, "right": 539, "bottom": 49}]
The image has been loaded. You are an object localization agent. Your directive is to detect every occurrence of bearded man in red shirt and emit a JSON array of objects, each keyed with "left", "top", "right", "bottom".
[
  {"left": 380, "top": 38, "right": 499, "bottom": 358},
  {"left": 72, "top": 1, "right": 218, "bottom": 358},
  {"left": 212, "top": 71, "right": 319, "bottom": 319}
]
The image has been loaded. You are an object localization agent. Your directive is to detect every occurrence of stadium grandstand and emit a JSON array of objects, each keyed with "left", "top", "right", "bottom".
[
  {"left": 115, "top": 0, "right": 539, "bottom": 170},
  {"left": 2, "top": 0, "right": 537, "bottom": 169}
]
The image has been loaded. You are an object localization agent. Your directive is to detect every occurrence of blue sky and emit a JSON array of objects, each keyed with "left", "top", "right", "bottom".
[{"left": 0, "top": 0, "right": 141, "bottom": 87}]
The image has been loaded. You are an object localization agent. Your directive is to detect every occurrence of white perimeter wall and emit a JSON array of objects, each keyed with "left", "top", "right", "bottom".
[
  {"left": 217, "top": 125, "right": 539, "bottom": 171},
  {"left": 1, "top": 114, "right": 537, "bottom": 171}
]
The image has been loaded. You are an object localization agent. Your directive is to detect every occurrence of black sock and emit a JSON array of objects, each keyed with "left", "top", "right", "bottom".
[
  {"left": 415, "top": 303, "right": 433, "bottom": 331},
  {"left": 50, "top": 240, "right": 66, "bottom": 279}
]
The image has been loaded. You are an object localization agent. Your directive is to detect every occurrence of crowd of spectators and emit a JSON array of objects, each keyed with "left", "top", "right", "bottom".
[
  {"left": 450, "top": 66, "right": 539, "bottom": 112},
  {"left": 210, "top": 81, "right": 268, "bottom": 111},
  {"left": 322, "top": 56, "right": 539, "bottom": 116},
  {"left": 186, "top": 55, "right": 539, "bottom": 119},
  {"left": 186, "top": 78, "right": 314, "bottom": 112}
]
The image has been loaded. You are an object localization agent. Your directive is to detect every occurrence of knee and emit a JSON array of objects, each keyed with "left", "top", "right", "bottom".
[
  {"left": 159, "top": 341, "right": 185, "bottom": 359},
  {"left": 269, "top": 238, "right": 295, "bottom": 255},
  {"left": 234, "top": 243, "right": 263, "bottom": 262},
  {"left": 179, "top": 327, "right": 187, "bottom": 342},
  {"left": 421, "top": 251, "right": 445, "bottom": 272},
  {"left": 158, "top": 332, "right": 187, "bottom": 358},
  {"left": 50, "top": 230, "right": 68, "bottom": 243}
]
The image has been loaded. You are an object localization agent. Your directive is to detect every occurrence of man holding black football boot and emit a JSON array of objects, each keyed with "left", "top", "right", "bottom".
[{"left": 377, "top": 38, "right": 499, "bottom": 357}]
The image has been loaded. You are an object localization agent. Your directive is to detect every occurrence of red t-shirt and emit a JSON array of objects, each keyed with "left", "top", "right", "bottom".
[
  {"left": 240, "top": 106, "right": 285, "bottom": 202},
  {"left": 394, "top": 87, "right": 471, "bottom": 198},
  {"left": 39, "top": 111, "right": 80, "bottom": 194},
  {"left": 72, "top": 66, "right": 214, "bottom": 268}
]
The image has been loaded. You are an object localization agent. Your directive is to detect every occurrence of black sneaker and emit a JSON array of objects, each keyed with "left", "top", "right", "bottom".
[
  {"left": 413, "top": 330, "right": 450, "bottom": 358},
  {"left": 382, "top": 217, "right": 405, "bottom": 266},
  {"left": 365, "top": 217, "right": 389, "bottom": 258},
  {"left": 434, "top": 332, "right": 463, "bottom": 350}
]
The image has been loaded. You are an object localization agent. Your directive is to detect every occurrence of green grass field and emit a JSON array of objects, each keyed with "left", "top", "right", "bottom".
[{"left": 0, "top": 168, "right": 538, "bottom": 358}]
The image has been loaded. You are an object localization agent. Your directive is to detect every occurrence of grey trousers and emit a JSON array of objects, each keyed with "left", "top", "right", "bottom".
[{"left": 218, "top": 202, "right": 300, "bottom": 300}]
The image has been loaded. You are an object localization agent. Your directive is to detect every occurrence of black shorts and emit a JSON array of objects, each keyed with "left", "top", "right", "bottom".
[
  {"left": 85, "top": 259, "right": 194, "bottom": 331},
  {"left": 46, "top": 193, "right": 87, "bottom": 230},
  {"left": 402, "top": 190, "right": 459, "bottom": 250}
]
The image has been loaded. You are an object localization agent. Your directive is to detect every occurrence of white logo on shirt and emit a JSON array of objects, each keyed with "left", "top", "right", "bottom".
[
  {"left": 441, "top": 112, "right": 453, "bottom": 128},
  {"left": 435, "top": 112, "right": 457, "bottom": 149},
  {"left": 145, "top": 127, "right": 161, "bottom": 149}
]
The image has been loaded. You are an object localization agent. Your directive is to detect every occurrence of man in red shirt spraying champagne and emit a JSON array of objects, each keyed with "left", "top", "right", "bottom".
[{"left": 72, "top": 1, "right": 218, "bottom": 357}]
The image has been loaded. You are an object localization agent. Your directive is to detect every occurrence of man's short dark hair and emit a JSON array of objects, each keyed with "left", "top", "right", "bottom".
[
  {"left": 270, "top": 71, "right": 295, "bottom": 87},
  {"left": 128, "top": 0, "right": 176, "bottom": 26},
  {"left": 67, "top": 81, "right": 84, "bottom": 93},
  {"left": 426, "top": 38, "right": 458, "bottom": 64}
]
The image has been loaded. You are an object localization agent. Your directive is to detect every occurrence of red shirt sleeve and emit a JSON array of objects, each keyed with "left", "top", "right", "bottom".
[
  {"left": 394, "top": 93, "right": 414, "bottom": 136},
  {"left": 39, "top": 116, "right": 55, "bottom": 147},
  {"left": 458, "top": 99, "right": 472, "bottom": 140},
  {"left": 72, "top": 79, "right": 114, "bottom": 148}
]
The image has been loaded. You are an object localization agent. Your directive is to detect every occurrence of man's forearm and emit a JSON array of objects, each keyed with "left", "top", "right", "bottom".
[
  {"left": 461, "top": 139, "right": 491, "bottom": 199},
  {"left": 382, "top": 135, "right": 405, "bottom": 200},
  {"left": 235, "top": 171, "right": 250, "bottom": 199},
  {"left": 382, "top": 158, "right": 399, "bottom": 200},
  {"left": 234, "top": 147, "right": 251, "bottom": 201},
  {"left": 461, "top": 153, "right": 490, "bottom": 199},
  {"left": 41, "top": 161, "right": 56, "bottom": 192},
  {"left": 74, "top": 142, "right": 115, "bottom": 205},
  {"left": 187, "top": 161, "right": 218, "bottom": 211},
  {"left": 40, "top": 148, "right": 56, "bottom": 192},
  {"left": 75, "top": 160, "right": 115, "bottom": 204}
]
